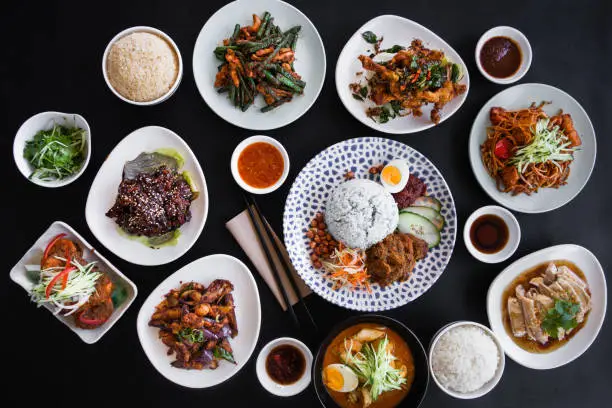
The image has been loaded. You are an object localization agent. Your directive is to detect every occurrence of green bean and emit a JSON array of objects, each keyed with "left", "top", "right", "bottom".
[
  {"left": 217, "top": 86, "right": 229, "bottom": 94},
  {"left": 263, "top": 70, "right": 280, "bottom": 86},
  {"left": 256, "top": 12, "right": 270, "bottom": 39},
  {"left": 230, "top": 24, "right": 241, "bottom": 43},
  {"left": 278, "top": 68, "right": 306, "bottom": 88},
  {"left": 229, "top": 84, "right": 236, "bottom": 105},
  {"left": 261, "top": 97, "right": 291, "bottom": 112},
  {"left": 263, "top": 17, "right": 275, "bottom": 38},
  {"left": 276, "top": 73, "right": 303, "bottom": 93}
]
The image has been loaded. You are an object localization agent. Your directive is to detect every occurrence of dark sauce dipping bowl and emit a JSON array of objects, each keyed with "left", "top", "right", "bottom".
[
  {"left": 475, "top": 26, "right": 532, "bottom": 84},
  {"left": 313, "top": 315, "right": 429, "bottom": 407}
]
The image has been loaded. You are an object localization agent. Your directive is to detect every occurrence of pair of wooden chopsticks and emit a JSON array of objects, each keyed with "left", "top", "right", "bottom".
[{"left": 243, "top": 194, "right": 317, "bottom": 332}]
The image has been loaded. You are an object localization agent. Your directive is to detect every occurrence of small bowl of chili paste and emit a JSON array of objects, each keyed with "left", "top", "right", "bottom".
[
  {"left": 231, "top": 135, "right": 290, "bottom": 195},
  {"left": 256, "top": 337, "right": 313, "bottom": 397},
  {"left": 475, "top": 26, "right": 532, "bottom": 85}
]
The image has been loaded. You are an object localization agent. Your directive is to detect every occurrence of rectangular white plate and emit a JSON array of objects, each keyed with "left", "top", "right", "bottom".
[{"left": 9, "top": 221, "right": 138, "bottom": 344}]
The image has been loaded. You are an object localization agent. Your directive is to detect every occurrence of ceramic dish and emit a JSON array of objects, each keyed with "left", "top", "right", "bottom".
[
  {"left": 136, "top": 254, "right": 261, "bottom": 388},
  {"left": 102, "top": 26, "right": 183, "bottom": 106},
  {"left": 9, "top": 221, "right": 137, "bottom": 344},
  {"left": 313, "top": 314, "right": 429, "bottom": 408},
  {"left": 335, "top": 15, "right": 469, "bottom": 134},
  {"left": 429, "top": 321, "right": 505, "bottom": 399},
  {"left": 475, "top": 26, "right": 532, "bottom": 85},
  {"left": 13, "top": 111, "right": 91, "bottom": 188},
  {"left": 469, "top": 83, "right": 596, "bottom": 213},
  {"left": 283, "top": 137, "right": 456, "bottom": 311},
  {"left": 192, "top": 0, "right": 326, "bottom": 130},
  {"left": 463, "top": 205, "right": 520, "bottom": 263},
  {"left": 256, "top": 337, "right": 313, "bottom": 396},
  {"left": 85, "top": 126, "right": 208, "bottom": 266},
  {"left": 231, "top": 135, "right": 290, "bottom": 194},
  {"left": 487, "top": 244, "right": 607, "bottom": 369}
]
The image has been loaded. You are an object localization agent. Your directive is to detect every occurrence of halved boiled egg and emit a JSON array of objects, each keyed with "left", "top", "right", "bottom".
[
  {"left": 322, "top": 363, "right": 359, "bottom": 393},
  {"left": 380, "top": 159, "right": 410, "bottom": 193}
]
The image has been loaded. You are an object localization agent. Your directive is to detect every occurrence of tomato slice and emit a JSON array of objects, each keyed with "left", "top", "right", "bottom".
[{"left": 494, "top": 138, "right": 513, "bottom": 160}]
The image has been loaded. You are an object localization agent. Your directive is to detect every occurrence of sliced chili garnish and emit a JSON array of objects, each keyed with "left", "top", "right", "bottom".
[
  {"left": 45, "top": 266, "right": 76, "bottom": 298},
  {"left": 42, "top": 233, "right": 66, "bottom": 262}
]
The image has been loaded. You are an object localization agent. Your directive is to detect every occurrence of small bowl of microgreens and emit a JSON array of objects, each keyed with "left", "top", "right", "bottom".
[{"left": 13, "top": 112, "right": 91, "bottom": 187}]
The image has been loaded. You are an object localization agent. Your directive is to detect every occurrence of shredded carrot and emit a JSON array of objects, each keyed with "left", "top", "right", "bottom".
[{"left": 322, "top": 246, "right": 370, "bottom": 292}]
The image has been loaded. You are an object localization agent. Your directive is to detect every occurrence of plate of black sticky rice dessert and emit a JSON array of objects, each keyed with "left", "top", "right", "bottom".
[{"left": 86, "top": 126, "right": 208, "bottom": 266}]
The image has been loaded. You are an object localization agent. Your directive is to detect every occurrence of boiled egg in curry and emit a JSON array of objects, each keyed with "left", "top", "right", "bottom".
[
  {"left": 323, "top": 363, "right": 359, "bottom": 393},
  {"left": 380, "top": 159, "right": 410, "bottom": 193}
]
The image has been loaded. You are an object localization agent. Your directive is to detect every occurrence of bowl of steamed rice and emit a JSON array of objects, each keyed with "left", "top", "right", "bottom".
[
  {"left": 325, "top": 179, "right": 398, "bottom": 250},
  {"left": 429, "top": 321, "right": 505, "bottom": 399},
  {"left": 103, "top": 26, "right": 183, "bottom": 105}
]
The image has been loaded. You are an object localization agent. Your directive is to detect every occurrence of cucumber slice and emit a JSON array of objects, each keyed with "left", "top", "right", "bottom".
[
  {"left": 412, "top": 196, "right": 442, "bottom": 212},
  {"left": 402, "top": 206, "right": 445, "bottom": 230},
  {"left": 398, "top": 212, "right": 441, "bottom": 248}
]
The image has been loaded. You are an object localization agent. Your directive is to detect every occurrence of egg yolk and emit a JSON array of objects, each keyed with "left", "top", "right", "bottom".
[
  {"left": 323, "top": 367, "right": 345, "bottom": 391},
  {"left": 382, "top": 165, "right": 402, "bottom": 185}
]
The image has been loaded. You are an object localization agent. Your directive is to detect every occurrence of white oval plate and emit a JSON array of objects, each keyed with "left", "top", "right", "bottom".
[
  {"left": 469, "top": 83, "right": 597, "bottom": 213},
  {"left": 487, "top": 244, "right": 607, "bottom": 369},
  {"left": 85, "top": 126, "right": 208, "bottom": 266},
  {"left": 335, "top": 15, "right": 470, "bottom": 134},
  {"left": 9, "top": 221, "right": 137, "bottom": 344},
  {"left": 193, "top": 0, "right": 326, "bottom": 131},
  {"left": 136, "top": 254, "right": 261, "bottom": 388}
]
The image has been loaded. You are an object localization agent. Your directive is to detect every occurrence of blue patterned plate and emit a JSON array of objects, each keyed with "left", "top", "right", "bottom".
[{"left": 283, "top": 137, "right": 456, "bottom": 311}]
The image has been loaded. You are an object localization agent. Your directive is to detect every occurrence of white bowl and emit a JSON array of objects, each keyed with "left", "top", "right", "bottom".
[
  {"left": 9, "top": 221, "right": 138, "bottom": 344},
  {"left": 463, "top": 205, "right": 520, "bottom": 263},
  {"left": 231, "top": 135, "right": 290, "bottom": 194},
  {"left": 429, "top": 321, "right": 505, "bottom": 399},
  {"left": 136, "top": 254, "right": 261, "bottom": 388},
  {"left": 335, "top": 15, "right": 470, "bottom": 134},
  {"left": 475, "top": 26, "right": 532, "bottom": 85},
  {"left": 192, "top": 0, "right": 326, "bottom": 130},
  {"left": 256, "top": 337, "right": 313, "bottom": 397},
  {"left": 85, "top": 126, "right": 208, "bottom": 266},
  {"left": 468, "top": 83, "right": 596, "bottom": 213},
  {"left": 102, "top": 26, "right": 183, "bottom": 106},
  {"left": 13, "top": 111, "right": 91, "bottom": 187},
  {"left": 487, "top": 244, "right": 607, "bottom": 370}
]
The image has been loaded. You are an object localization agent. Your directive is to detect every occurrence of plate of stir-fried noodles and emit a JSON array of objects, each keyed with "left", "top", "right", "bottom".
[{"left": 469, "top": 83, "right": 596, "bottom": 213}]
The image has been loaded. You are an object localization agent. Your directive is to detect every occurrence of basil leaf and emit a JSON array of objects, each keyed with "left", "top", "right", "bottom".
[
  {"left": 362, "top": 31, "right": 378, "bottom": 44},
  {"left": 213, "top": 347, "right": 236, "bottom": 364}
]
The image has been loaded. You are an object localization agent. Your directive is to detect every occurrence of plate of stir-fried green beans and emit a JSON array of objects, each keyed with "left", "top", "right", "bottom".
[
  {"left": 13, "top": 111, "right": 91, "bottom": 187},
  {"left": 193, "top": 0, "right": 326, "bottom": 131}
]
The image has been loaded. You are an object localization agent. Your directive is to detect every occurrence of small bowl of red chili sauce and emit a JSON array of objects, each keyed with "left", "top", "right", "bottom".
[
  {"left": 256, "top": 337, "right": 313, "bottom": 397},
  {"left": 231, "top": 135, "right": 290, "bottom": 194},
  {"left": 463, "top": 205, "right": 521, "bottom": 263},
  {"left": 475, "top": 26, "right": 532, "bottom": 85}
]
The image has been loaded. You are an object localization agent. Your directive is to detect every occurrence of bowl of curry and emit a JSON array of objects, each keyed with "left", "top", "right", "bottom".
[
  {"left": 231, "top": 135, "right": 289, "bottom": 194},
  {"left": 313, "top": 315, "right": 429, "bottom": 408}
]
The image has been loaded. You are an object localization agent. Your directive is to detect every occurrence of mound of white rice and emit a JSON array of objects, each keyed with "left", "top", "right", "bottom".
[
  {"left": 106, "top": 32, "right": 178, "bottom": 102},
  {"left": 431, "top": 325, "right": 500, "bottom": 394},
  {"left": 325, "top": 179, "right": 398, "bottom": 249}
]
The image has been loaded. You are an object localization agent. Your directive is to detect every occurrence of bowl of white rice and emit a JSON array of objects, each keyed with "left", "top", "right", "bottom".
[
  {"left": 102, "top": 26, "right": 183, "bottom": 106},
  {"left": 429, "top": 321, "right": 505, "bottom": 399}
]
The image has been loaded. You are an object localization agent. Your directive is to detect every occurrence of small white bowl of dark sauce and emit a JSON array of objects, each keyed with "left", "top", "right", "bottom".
[
  {"left": 464, "top": 205, "right": 520, "bottom": 263},
  {"left": 475, "top": 26, "right": 532, "bottom": 85},
  {"left": 256, "top": 337, "right": 313, "bottom": 397}
]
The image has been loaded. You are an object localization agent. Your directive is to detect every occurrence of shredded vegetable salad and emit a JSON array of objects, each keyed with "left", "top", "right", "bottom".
[
  {"left": 30, "top": 257, "right": 101, "bottom": 315},
  {"left": 343, "top": 335, "right": 407, "bottom": 400},
  {"left": 322, "top": 244, "right": 370, "bottom": 291},
  {"left": 509, "top": 118, "right": 577, "bottom": 174}
]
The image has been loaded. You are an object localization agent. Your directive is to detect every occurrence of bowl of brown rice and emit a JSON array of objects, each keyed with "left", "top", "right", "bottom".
[{"left": 102, "top": 26, "right": 183, "bottom": 106}]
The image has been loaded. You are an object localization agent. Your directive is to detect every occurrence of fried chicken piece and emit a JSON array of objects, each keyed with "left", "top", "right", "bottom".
[
  {"left": 41, "top": 238, "right": 81, "bottom": 270},
  {"left": 501, "top": 166, "right": 520, "bottom": 189},
  {"left": 561, "top": 114, "right": 581, "bottom": 147}
]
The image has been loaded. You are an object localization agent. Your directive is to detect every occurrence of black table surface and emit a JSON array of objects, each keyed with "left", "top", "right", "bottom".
[{"left": 3, "top": 0, "right": 611, "bottom": 406}]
